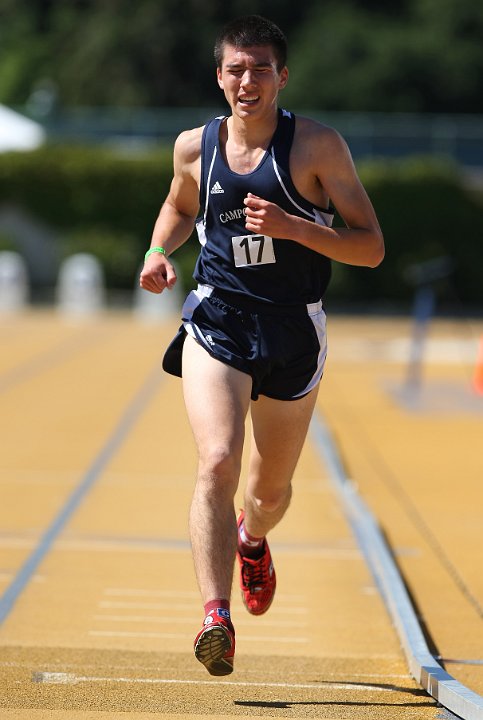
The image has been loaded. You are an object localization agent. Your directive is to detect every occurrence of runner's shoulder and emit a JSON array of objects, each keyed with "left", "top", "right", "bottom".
[
  {"left": 174, "top": 125, "right": 204, "bottom": 165},
  {"left": 294, "top": 114, "right": 347, "bottom": 150}
]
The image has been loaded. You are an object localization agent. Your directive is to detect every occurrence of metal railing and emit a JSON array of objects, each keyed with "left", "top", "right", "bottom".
[{"left": 16, "top": 105, "right": 483, "bottom": 167}]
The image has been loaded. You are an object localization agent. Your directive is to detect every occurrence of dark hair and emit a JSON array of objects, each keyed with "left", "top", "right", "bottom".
[{"left": 214, "top": 15, "right": 287, "bottom": 71}]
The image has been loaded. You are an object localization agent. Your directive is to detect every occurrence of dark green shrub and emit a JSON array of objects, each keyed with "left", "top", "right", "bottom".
[
  {"left": 0, "top": 145, "right": 172, "bottom": 232},
  {"left": 328, "top": 157, "right": 483, "bottom": 308}
]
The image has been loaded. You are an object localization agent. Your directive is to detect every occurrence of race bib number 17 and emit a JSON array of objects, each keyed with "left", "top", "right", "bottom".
[{"left": 232, "top": 234, "right": 276, "bottom": 267}]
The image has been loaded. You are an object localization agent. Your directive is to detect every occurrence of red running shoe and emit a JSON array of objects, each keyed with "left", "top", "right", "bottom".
[
  {"left": 237, "top": 511, "right": 276, "bottom": 615},
  {"left": 194, "top": 609, "right": 235, "bottom": 676}
]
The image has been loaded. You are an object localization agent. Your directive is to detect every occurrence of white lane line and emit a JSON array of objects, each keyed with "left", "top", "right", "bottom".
[
  {"left": 98, "top": 601, "right": 199, "bottom": 611},
  {"left": 19, "top": 536, "right": 360, "bottom": 558},
  {"left": 89, "top": 631, "right": 193, "bottom": 639},
  {"left": 103, "top": 587, "right": 307, "bottom": 602},
  {"left": 32, "top": 671, "right": 392, "bottom": 692},
  {"left": 276, "top": 548, "right": 360, "bottom": 559},
  {"left": 47, "top": 537, "right": 192, "bottom": 554},
  {"left": 98, "top": 600, "right": 307, "bottom": 614},
  {"left": 93, "top": 614, "right": 307, "bottom": 628},
  {"left": 88, "top": 630, "right": 308, "bottom": 642},
  {"left": 104, "top": 588, "right": 199, "bottom": 598},
  {"left": 0, "top": 535, "right": 359, "bottom": 558},
  {"left": 0, "top": 538, "right": 38, "bottom": 549},
  {"left": 1, "top": 661, "right": 410, "bottom": 680}
]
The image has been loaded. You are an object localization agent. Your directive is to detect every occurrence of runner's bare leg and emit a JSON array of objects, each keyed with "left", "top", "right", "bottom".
[
  {"left": 182, "top": 335, "right": 252, "bottom": 603},
  {"left": 243, "top": 387, "right": 319, "bottom": 539}
]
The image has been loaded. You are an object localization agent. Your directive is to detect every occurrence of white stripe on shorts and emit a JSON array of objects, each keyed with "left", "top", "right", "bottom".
[{"left": 293, "top": 305, "right": 327, "bottom": 398}]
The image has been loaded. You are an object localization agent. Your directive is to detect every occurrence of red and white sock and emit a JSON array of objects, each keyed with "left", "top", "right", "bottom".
[
  {"left": 203, "top": 599, "right": 233, "bottom": 632},
  {"left": 238, "top": 520, "right": 265, "bottom": 558}
]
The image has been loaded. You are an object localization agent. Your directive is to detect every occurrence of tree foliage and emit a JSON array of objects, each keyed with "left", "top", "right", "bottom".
[
  {"left": 0, "top": 0, "right": 482, "bottom": 113},
  {"left": 284, "top": 0, "right": 483, "bottom": 112}
]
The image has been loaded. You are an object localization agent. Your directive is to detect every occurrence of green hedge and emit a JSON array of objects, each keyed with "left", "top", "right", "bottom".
[
  {"left": 0, "top": 144, "right": 174, "bottom": 288},
  {"left": 1, "top": 145, "right": 482, "bottom": 306},
  {"left": 354, "top": 158, "right": 483, "bottom": 308}
]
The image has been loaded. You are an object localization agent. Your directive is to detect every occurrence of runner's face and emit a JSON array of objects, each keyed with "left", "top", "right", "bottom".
[{"left": 217, "top": 44, "right": 288, "bottom": 118}]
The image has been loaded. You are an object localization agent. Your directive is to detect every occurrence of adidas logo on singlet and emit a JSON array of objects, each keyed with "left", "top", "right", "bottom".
[{"left": 210, "top": 181, "right": 224, "bottom": 194}]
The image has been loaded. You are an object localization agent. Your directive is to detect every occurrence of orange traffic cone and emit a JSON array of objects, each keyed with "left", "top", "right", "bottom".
[{"left": 473, "top": 336, "right": 483, "bottom": 395}]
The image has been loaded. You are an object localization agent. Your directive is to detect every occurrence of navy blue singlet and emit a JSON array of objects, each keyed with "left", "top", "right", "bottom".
[{"left": 193, "top": 108, "right": 333, "bottom": 306}]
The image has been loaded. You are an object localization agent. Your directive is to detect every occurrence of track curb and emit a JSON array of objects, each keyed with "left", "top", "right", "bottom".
[{"left": 310, "top": 410, "right": 483, "bottom": 720}]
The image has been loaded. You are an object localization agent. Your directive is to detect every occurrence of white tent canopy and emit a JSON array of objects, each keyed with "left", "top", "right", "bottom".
[{"left": 0, "top": 105, "right": 45, "bottom": 152}]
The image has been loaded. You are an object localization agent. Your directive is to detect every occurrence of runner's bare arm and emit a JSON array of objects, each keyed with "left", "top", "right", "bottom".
[
  {"left": 140, "top": 128, "right": 202, "bottom": 294},
  {"left": 244, "top": 123, "right": 384, "bottom": 268}
]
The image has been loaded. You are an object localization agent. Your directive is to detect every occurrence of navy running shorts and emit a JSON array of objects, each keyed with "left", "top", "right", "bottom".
[{"left": 162, "top": 284, "right": 327, "bottom": 401}]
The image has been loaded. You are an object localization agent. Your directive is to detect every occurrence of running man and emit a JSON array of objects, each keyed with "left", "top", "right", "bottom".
[{"left": 140, "top": 15, "right": 384, "bottom": 676}]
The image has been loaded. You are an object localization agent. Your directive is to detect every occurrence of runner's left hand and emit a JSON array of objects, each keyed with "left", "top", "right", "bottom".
[{"left": 244, "top": 193, "right": 293, "bottom": 238}]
